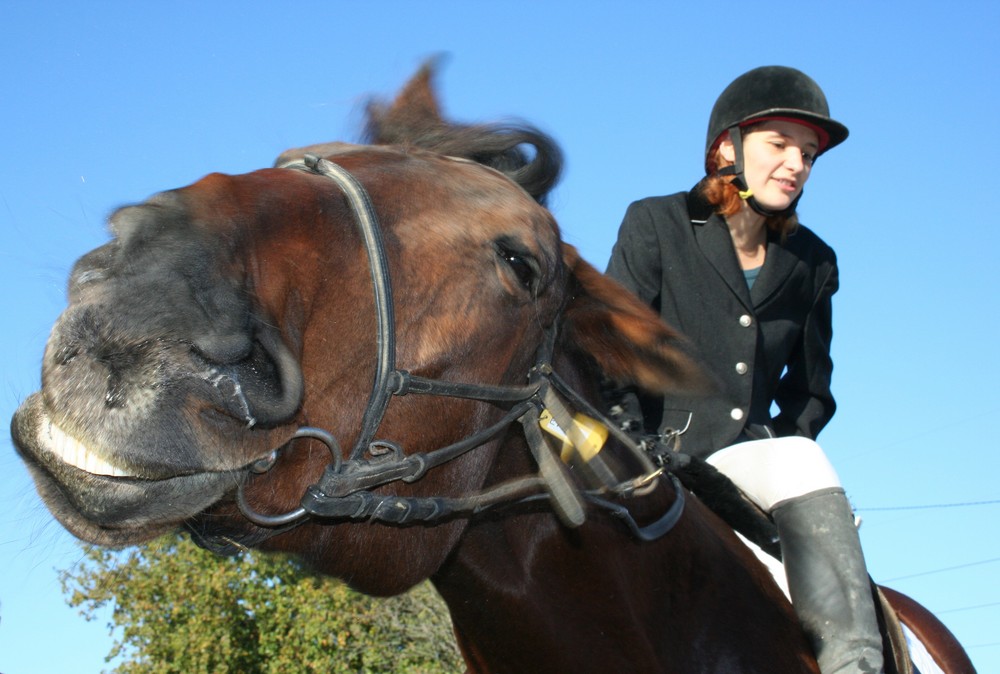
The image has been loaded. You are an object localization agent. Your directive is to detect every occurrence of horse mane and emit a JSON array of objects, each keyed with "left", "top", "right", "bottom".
[{"left": 363, "top": 60, "right": 563, "bottom": 205}]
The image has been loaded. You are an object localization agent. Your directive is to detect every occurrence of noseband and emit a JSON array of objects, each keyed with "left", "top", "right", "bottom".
[{"left": 236, "top": 154, "right": 684, "bottom": 541}]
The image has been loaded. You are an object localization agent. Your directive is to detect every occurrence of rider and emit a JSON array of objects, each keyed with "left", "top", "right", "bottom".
[{"left": 606, "top": 66, "right": 884, "bottom": 674}]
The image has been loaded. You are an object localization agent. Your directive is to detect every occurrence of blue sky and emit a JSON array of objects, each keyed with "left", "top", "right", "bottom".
[{"left": 2, "top": 2, "right": 998, "bottom": 672}]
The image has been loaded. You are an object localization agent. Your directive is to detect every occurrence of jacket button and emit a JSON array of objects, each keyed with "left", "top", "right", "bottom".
[
  {"left": 730, "top": 408, "right": 744, "bottom": 421},
  {"left": 735, "top": 362, "right": 748, "bottom": 375},
  {"left": 739, "top": 314, "right": 752, "bottom": 327}
]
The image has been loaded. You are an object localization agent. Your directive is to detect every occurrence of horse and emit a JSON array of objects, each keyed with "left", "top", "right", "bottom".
[{"left": 11, "top": 64, "right": 975, "bottom": 674}]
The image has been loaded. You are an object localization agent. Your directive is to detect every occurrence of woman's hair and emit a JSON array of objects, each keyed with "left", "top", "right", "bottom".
[{"left": 700, "top": 128, "right": 799, "bottom": 239}]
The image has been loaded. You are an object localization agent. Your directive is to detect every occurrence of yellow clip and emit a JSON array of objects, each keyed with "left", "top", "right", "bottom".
[
  {"left": 538, "top": 409, "right": 609, "bottom": 463},
  {"left": 738, "top": 188, "right": 754, "bottom": 200}
]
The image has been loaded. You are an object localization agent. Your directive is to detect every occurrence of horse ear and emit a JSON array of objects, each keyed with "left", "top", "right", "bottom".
[
  {"left": 365, "top": 57, "right": 447, "bottom": 144},
  {"left": 363, "top": 60, "right": 562, "bottom": 205},
  {"left": 559, "top": 244, "right": 709, "bottom": 395}
]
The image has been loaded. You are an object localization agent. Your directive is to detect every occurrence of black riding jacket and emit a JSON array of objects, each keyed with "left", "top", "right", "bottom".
[{"left": 606, "top": 187, "right": 838, "bottom": 459}]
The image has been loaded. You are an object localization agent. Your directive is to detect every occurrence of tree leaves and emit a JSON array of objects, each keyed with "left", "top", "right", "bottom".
[{"left": 60, "top": 533, "right": 462, "bottom": 673}]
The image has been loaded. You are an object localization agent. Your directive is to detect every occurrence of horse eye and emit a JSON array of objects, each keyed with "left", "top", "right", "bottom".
[
  {"left": 494, "top": 240, "right": 539, "bottom": 293},
  {"left": 505, "top": 253, "right": 534, "bottom": 288}
]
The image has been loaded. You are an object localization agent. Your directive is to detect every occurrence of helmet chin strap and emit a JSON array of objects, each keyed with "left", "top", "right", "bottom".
[{"left": 716, "top": 125, "right": 802, "bottom": 218}]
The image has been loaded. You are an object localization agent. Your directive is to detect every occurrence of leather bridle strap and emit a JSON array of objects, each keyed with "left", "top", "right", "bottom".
[
  {"left": 297, "top": 154, "right": 396, "bottom": 462},
  {"left": 236, "top": 154, "right": 684, "bottom": 540}
]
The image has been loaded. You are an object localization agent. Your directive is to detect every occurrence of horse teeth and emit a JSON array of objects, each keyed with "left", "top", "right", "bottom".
[{"left": 43, "top": 419, "right": 129, "bottom": 477}]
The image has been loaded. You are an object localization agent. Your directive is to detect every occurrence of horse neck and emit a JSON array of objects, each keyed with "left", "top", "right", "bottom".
[
  {"left": 428, "top": 352, "right": 815, "bottom": 671},
  {"left": 433, "top": 478, "right": 818, "bottom": 673}
]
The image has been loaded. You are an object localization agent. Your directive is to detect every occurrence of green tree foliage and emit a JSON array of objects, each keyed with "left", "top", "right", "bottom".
[{"left": 60, "top": 532, "right": 462, "bottom": 673}]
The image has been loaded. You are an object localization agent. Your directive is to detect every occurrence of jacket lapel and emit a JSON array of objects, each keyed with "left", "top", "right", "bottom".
[
  {"left": 750, "top": 233, "right": 799, "bottom": 308},
  {"left": 687, "top": 190, "right": 753, "bottom": 310}
]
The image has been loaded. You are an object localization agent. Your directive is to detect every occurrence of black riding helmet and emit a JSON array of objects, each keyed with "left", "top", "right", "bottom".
[{"left": 705, "top": 66, "right": 849, "bottom": 217}]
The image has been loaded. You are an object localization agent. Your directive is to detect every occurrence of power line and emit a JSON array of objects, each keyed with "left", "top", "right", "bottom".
[
  {"left": 967, "top": 641, "right": 1000, "bottom": 650},
  {"left": 857, "top": 499, "right": 1000, "bottom": 512},
  {"left": 936, "top": 601, "right": 1000, "bottom": 615},
  {"left": 883, "top": 556, "right": 1000, "bottom": 583}
]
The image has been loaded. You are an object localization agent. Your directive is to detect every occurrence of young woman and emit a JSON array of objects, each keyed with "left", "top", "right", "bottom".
[{"left": 607, "top": 66, "right": 883, "bottom": 674}]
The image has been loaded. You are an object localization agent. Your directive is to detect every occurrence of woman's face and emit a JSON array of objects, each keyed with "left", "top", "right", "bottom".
[{"left": 721, "top": 120, "right": 820, "bottom": 212}]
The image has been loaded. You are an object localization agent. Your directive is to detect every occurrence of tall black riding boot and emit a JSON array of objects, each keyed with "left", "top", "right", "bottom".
[{"left": 772, "top": 489, "right": 885, "bottom": 674}]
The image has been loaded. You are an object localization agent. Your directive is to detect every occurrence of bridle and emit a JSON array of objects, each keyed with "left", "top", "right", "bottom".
[{"left": 236, "top": 153, "right": 685, "bottom": 541}]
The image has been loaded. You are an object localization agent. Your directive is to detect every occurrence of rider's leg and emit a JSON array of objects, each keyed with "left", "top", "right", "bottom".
[
  {"left": 708, "top": 438, "right": 885, "bottom": 674},
  {"left": 773, "top": 488, "right": 884, "bottom": 674}
]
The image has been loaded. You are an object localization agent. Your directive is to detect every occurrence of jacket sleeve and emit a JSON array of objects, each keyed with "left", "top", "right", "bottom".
[
  {"left": 772, "top": 256, "right": 838, "bottom": 439},
  {"left": 606, "top": 200, "right": 664, "bottom": 308}
]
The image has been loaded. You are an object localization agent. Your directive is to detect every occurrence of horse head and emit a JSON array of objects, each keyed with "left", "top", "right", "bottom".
[{"left": 11, "top": 63, "right": 704, "bottom": 595}]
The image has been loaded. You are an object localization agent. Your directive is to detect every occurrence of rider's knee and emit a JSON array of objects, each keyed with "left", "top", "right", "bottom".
[{"left": 706, "top": 436, "right": 842, "bottom": 512}]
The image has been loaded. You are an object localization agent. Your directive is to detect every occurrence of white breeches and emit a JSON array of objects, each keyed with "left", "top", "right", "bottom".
[{"left": 705, "top": 436, "right": 843, "bottom": 513}]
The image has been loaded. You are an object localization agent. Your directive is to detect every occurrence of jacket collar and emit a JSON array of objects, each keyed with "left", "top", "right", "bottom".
[{"left": 685, "top": 186, "right": 715, "bottom": 225}]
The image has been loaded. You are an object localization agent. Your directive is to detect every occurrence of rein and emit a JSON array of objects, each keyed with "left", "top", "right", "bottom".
[{"left": 236, "top": 154, "right": 684, "bottom": 541}]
